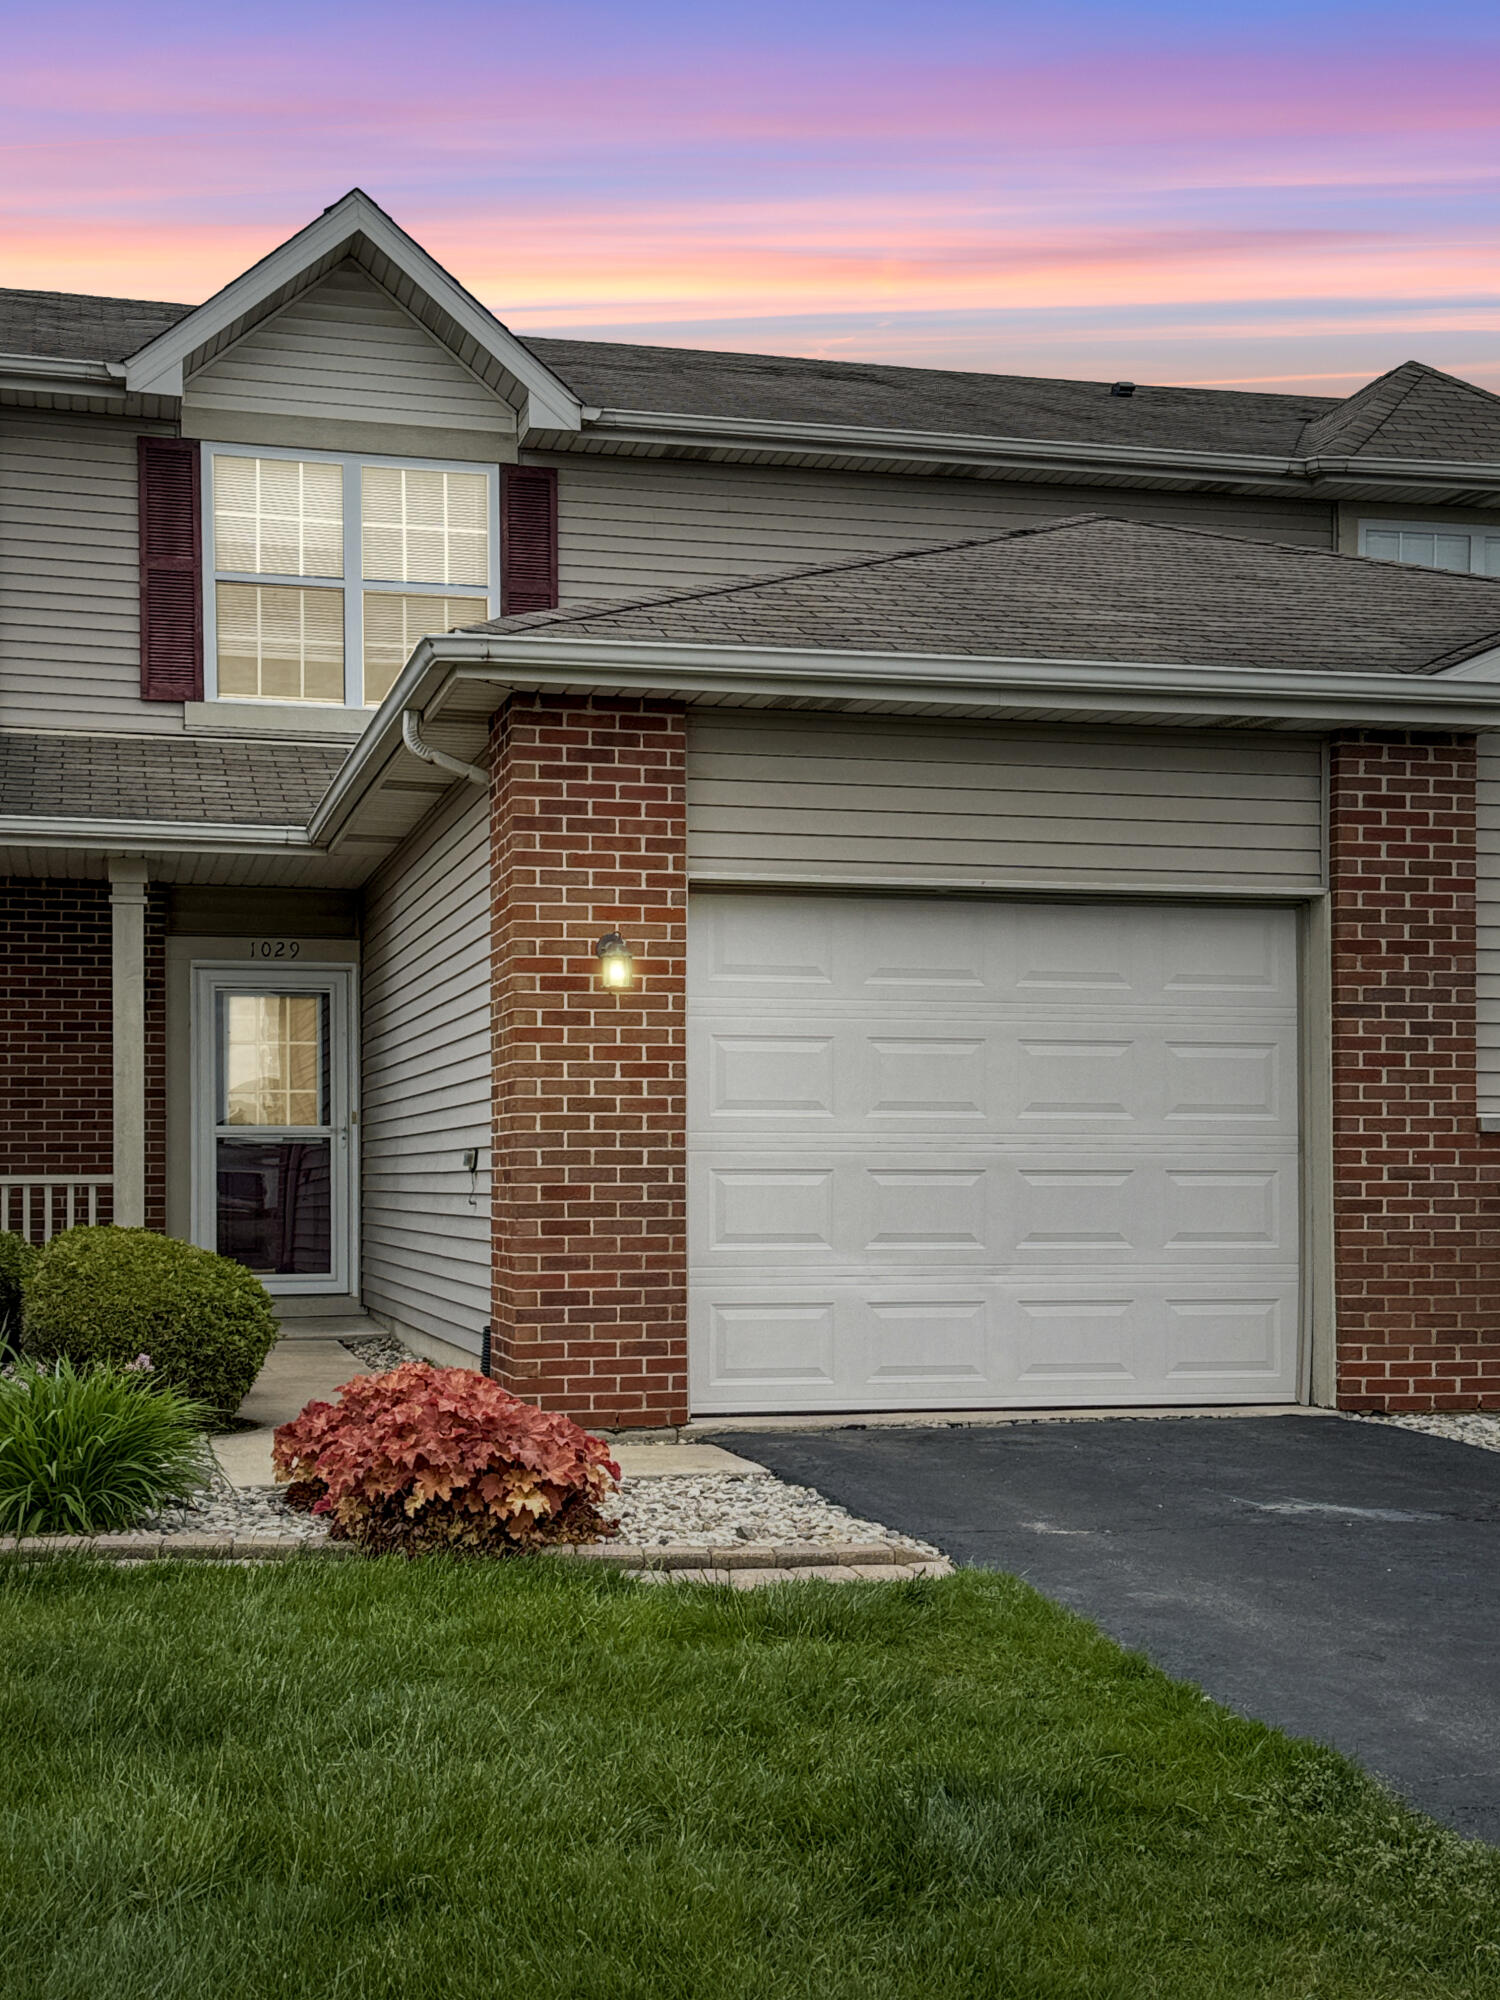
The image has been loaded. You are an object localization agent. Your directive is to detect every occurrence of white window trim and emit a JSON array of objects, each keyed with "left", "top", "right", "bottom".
[
  {"left": 1358, "top": 518, "right": 1500, "bottom": 578},
  {"left": 201, "top": 440, "right": 502, "bottom": 709}
]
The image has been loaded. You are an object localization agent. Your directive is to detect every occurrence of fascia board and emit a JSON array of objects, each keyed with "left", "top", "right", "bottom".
[
  {"left": 0, "top": 354, "right": 126, "bottom": 396},
  {"left": 0, "top": 816, "right": 312, "bottom": 852},
  {"left": 579, "top": 406, "right": 1306, "bottom": 484},
  {"left": 432, "top": 632, "right": 1500, "bottom": 721},
  {"left": 307, "top": 658, "right": 451, "bottom": 847},
  {"left": 309, "top": 631, "right": 1500, "bottom": 850},
  {"left": 1303, "top": 454, "right": 1500, "bottom": 489},
  {"left": 122, "top": 195, "right": 582, "bottom": 430}
]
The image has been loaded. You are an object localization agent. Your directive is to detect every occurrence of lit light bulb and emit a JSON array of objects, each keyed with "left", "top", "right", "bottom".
[{"left": 595, "top": 932, "right": 635, "bottom": 990}]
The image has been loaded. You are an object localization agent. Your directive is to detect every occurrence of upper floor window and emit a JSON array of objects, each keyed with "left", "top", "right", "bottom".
[
  {"left": 1359, "top": 520, "right": 1500, "bottom": 579},
  {"left": 205, "top": 444, "right": 498, "bottom": 706}
]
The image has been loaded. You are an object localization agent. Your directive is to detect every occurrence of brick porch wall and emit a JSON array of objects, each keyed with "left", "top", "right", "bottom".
[
  {"left": 0, "top": 876, "right": 167, "bottom": 1237},
  {"left": 1328, "top": 734, "right": 1500, "bottom": 1409},
  {"left": 488, "top": 696, "right": 689, "bottom": 1428}
]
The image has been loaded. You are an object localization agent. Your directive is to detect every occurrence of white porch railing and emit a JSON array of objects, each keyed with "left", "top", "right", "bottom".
[{"left": 0, "top": 1178, "right": 113, "bottom": 1245}]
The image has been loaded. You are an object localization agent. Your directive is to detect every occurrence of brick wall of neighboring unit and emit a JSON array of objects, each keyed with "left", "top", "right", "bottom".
[
  {"left": 488, "top": 695, "right": 689, "bottom": 1428},
  {"left": 0, "top": 877, "right": 167, "bottom": 1236},
  {"left": 1328, "top": 733, "right": 1500, "bottom": 1410},
  {"left": 143, "top": 883, "right": 167, "bottom": 1233}
]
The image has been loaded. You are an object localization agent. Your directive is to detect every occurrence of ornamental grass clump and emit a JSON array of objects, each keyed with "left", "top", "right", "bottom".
[
  {"left": 0, "top": 1356, "right": 212, "bottom": 1535},
  {"left": 273, "top": 1362, "right": 621, "bottom": 1556}
]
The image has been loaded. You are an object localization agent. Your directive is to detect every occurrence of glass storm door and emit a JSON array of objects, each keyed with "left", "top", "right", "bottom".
[{"left": 192, "top": 967, "right": 355, "bottom": 1295}]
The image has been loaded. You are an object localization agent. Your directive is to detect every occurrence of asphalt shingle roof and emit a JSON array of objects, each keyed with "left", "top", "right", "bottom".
[
  {"left": 522, "top": 336, "right": 1332, "bottom": 457},
  {"left": 1297, "top": 360, "right": 1500, "bottom": 464},
  {"left": 5, "top": 283, "right": 1499, "bottom": 467},
  {"left": 467, "top": 515, "right": 1500, "bottom": 677},
  {"left": 0, "top": 733, "right": 349, "bottom": 826},
  {"left": 0, "top": 289, "right": 192, "bottom": 365},
  {"left": 0, "top": 284, "right": 1353, "bottom": 462}
]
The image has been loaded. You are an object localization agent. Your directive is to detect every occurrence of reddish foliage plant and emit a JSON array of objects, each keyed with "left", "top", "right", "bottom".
[{"left": 272, "top": 1363, "right": 621, "bottom": 1555}]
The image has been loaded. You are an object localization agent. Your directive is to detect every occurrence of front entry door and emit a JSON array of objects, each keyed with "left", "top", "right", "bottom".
[{"left": 192, "top": 966, "right": 356, "bottom": 1295}]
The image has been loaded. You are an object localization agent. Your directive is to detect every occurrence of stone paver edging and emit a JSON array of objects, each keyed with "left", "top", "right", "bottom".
[{"left": 0, "top": 1534, "right": 948, "bottom": 1582}]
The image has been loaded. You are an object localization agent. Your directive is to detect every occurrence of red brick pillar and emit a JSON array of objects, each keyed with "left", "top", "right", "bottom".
[
  {"left": 488, "top": 695, "right": 689, "bottom": 1429},
  {"left": 1328, "top": 732, "right": 1500, "bottom": 1409}
]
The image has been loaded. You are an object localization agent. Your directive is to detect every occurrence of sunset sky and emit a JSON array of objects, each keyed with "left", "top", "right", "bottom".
[{"left": 4, "top": 0, "right": 1499, "bottom": 392}]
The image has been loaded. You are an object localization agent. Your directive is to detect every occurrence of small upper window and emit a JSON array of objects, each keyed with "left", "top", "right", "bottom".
[
  {"left": 361, "top": 466, "right": 489, "bottom": 587},
  {"left": 206, "top": 446, "right": 498, "bottom": 707},
  {"left": 1360, "top": 521, "right": 1500, "bottom": 578}
]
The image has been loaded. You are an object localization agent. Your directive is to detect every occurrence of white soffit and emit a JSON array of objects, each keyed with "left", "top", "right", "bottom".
[{"left": 121, "top": 190, "right": 582, "bottom": 434}]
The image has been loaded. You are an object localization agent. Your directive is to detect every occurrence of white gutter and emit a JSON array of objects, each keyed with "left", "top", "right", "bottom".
[
  {"left": 1303, "top": 453, "right": 1500, "bottom": 485},
  {"left": 306, "top": 629, "right": 1500, "bottom": 850},
  {"left": 400, "top": 708, "right": 488, "bottom": 787},
  {"left": 0, "top": 815, "right": 312, "bottom": 853},
  {"left": 564, "top": 398, "right": 1500, "bottom": 492},
  {"left": 0, "top": 353, "right": 127, "bottom": 397},
  {"left": 424, "top": 629, "right": 1500, "bottom": 713},
  {"left": 548, "top": 407, "right": 1500, "bottom": 496},
  {"left": 570, "top": 404, "right": 1305, "bottom": 483}
]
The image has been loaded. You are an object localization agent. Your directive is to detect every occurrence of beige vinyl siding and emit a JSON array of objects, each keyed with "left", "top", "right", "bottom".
[
  {"left": 546, "top": 452, "right": 1335, "bottom": 604},
  {"left": 185, "top": 262, "right": 514, "bottom": 435},
  {"left": 361, "top": 785, "right": 491, "bottom": 1356},
  {"left": 1478, "top": 734, "right": 1500, "bottom": 1118},
  {"left": 687, "top": 713, "right": 1325, "bottom": 894},
  {"left": 0, "top": 409, "right": 181, "bottom": 731}
]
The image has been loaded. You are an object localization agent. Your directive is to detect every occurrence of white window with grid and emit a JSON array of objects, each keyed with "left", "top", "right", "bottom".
[
  {"left": 1360, "top": 520, "right": 1500, "bottom": 578},
  {"left": 204, "top": 445, "right": 500, "bottom": 707}
]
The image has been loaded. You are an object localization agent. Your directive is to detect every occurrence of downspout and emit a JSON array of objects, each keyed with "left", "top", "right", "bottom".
[{"left": 401, "top": 709, "right": 489, "bottom": 788}]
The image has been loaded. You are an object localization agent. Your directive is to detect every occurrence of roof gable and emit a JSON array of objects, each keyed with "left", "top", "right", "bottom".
[
  {"left": 122, "top": 189, "right": 580, "bottom": 434},
  {"left": 1299, "top": 360, "right": 1500, "bottom": 465},
  {"left": 185, "top": 260, "right": 516, "bottom": 434}
]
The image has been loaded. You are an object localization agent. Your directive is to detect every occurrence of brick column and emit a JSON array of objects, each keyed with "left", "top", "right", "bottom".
[
  {"left": 1328, "top": 733, "right": 1500, "bottom": 1409},
  {"left": 488, "top": 695, "right": 689, "bottom": 1428}
]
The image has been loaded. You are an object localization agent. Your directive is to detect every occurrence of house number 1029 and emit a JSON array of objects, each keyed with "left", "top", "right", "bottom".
[{"left": 248, "top": 940, "right": 301, "bottom": 959}]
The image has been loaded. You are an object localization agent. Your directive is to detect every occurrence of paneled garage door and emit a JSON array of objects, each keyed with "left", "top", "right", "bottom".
[{"left": 688, "top": 893, "right": 1301, "bottom": 1413}]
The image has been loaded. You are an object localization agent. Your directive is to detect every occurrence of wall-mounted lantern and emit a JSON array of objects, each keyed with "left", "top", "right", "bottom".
[{"left": 595, "top": 931, "right": 636, "bottom": 991}]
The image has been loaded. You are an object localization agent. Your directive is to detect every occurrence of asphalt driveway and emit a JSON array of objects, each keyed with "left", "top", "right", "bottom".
[{"left": 723, "top": 1413, "right": 1500, "bottom": 1843}]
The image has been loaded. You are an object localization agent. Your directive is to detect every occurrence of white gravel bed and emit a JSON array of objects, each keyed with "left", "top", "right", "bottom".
[
  {"left": 142, "top": 1468, "right": 937, "bottom": 1553},
  {"left": 145, "top": 1478, "right": 325, "bottom": 1542},
  {"left": 612, "top": 1472, "right": 939, "bottom": 1553},
  {"left": 1350, "top": 1410, "right": 1500, "bottom": 1454},
  {"left": 339, "top": 1333, "right": 420, "bottom": 1373}
]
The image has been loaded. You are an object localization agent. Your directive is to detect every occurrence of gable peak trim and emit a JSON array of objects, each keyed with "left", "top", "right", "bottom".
[{"left": 121, "top": 189, "right": 581, "bottom": 433}]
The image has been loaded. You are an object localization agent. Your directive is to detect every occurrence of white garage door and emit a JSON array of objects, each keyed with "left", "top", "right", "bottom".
[{"left": 688, "top": 893, "right": 1301, "bottom": 1413}]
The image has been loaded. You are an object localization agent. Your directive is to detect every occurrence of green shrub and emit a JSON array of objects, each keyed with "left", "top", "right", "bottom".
[
  {"left": 0, "top": 1232, "right": 36, "bottom": 1355},
  {"left": 24, "top": 1228, "right": 278, "bottom": 1426},
  {"left": 0, "top": 1356, "right": 212, "bottom": 1534}
]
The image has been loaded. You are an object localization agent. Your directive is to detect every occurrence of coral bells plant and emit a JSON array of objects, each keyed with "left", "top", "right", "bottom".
[{"left": 272, "top": 1363, "right": 621, "bottom": 1556}]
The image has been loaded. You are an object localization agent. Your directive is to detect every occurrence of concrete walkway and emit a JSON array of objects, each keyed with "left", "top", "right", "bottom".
[
  {"left": 214, "top": 1338, "right": 357, "bottom": 1485},
  {"left": 214, "top": 1342, "right": 765, "bottom": 1488}
]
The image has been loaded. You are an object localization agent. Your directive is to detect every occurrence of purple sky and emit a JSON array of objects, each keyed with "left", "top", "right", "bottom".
[{"left": 4, "top": 0, "right": 1499, "bottom": 390}]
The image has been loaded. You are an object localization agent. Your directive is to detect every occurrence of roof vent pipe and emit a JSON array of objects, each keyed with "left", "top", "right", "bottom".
[{"left": 401, "top": 709, "right": 489, "bottom": 788}]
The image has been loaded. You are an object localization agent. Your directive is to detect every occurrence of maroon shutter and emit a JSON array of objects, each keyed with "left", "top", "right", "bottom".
[
  {"left": 138, "top": 437, "right": 203, "bottom": 700},
  {"left": 501, "top": 465, "right": 558, "bottom": 613}
]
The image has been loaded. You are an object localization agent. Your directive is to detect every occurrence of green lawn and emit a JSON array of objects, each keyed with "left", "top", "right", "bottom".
[{"left": 1, "top": 1560, "right": 1497, "bottom": 2000}]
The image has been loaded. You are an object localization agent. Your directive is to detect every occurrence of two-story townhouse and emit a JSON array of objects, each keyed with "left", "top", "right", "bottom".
[{"left": 6, "top": 189, "right": 1500, "bottom": 1429}]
